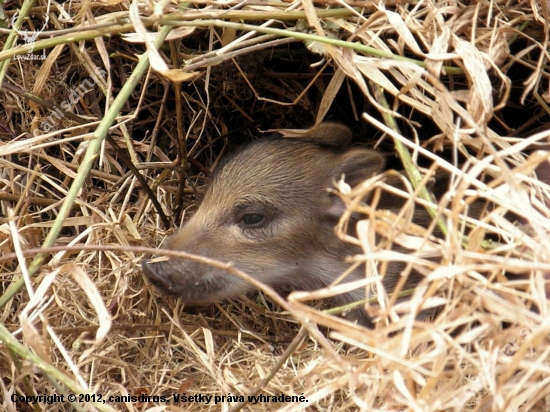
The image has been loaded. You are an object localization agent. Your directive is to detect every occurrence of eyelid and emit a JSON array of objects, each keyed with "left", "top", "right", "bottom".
[{"left": 233, "top": 202, "right": 274, "bottom": 216}]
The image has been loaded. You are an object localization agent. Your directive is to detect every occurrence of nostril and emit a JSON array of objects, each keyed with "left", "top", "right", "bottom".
[{"left": 142, "top": 259, "right": 173, "bottom": 291}]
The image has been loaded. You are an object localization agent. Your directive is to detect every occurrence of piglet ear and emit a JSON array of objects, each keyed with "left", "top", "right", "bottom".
[
  {"left": 326, "top": 149, "right": 386, "bottom": 219},
  {"left": 334, "top": 148, "right": 386, "bottom": 188},
  {"left": 302, "top": 122, "right": 354, "bottom": 149}
]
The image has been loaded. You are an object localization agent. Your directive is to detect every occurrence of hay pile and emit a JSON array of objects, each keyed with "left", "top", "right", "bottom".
[{"left": 1, "top": 0, "right": 549, "bottom": 411}]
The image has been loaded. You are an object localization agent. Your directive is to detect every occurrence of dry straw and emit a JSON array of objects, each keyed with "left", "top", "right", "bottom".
[{"left": 0, "top": 0, "right": 549, "bottom": 411}]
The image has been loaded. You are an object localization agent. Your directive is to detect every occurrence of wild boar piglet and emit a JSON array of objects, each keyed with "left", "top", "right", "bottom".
[{"left": 142, "top": 123, "right": 426, "bottom": 326}]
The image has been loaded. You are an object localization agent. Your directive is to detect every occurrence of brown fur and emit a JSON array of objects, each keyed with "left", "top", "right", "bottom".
[{"left": 142, "top": 123, "right": 435, "bottom": 326}]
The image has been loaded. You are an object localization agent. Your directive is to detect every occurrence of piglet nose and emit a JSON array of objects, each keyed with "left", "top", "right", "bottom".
[{"left": 142, "top": 260, "right": 174, "bottom": 293}]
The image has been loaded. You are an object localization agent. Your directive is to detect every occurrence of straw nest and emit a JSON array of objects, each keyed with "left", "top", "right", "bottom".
[{"left": 0, "top": 0, "right": 549, "bottom": 411}]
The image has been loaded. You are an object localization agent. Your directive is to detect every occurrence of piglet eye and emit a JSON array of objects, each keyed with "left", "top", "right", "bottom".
[{"left": 241, "top": 213, "right": 266, "bottom": 228}]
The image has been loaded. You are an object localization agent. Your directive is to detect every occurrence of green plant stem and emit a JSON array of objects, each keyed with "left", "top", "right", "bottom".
[
  {"left": 369, "top": 80, "right": 449, "bottom": 236},
  {"left": 0, "top": 0, "right": 36, "bottom": 84},
  {"left": 0, "top": 322, "right": 116, "bottom": 412},
  {"left": 153, "top": 19, "right": 463, "bottom": 75},
  {"left": 0, "top": 23, "right": 134, "bottom": 62},
  {"left": 0, "top": 25, "right": 173, "bottom": 309}
]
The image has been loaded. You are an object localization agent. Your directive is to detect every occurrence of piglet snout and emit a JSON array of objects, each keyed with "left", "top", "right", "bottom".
[{"left": 142, "top": 260, "right": 176, "bottom": 294}]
